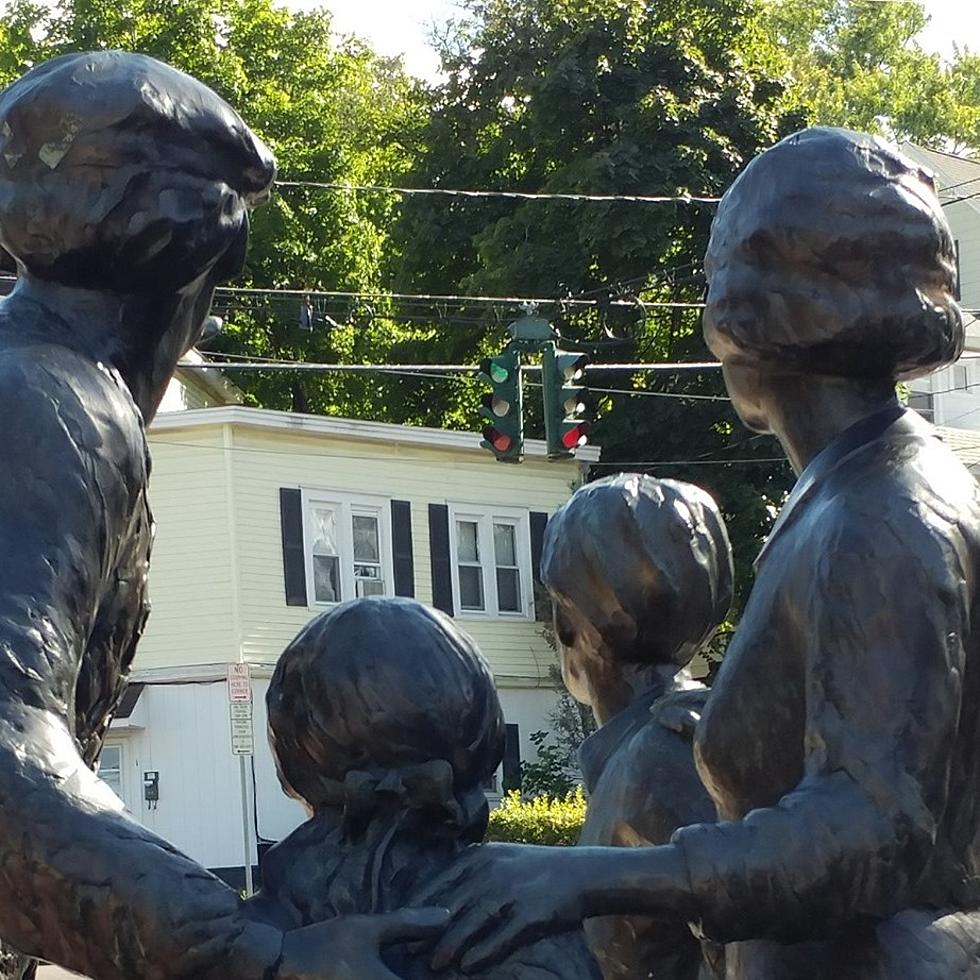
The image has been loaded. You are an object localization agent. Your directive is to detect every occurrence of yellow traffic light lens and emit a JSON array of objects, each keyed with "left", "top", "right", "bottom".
[{"left": 492, "top": 398, "right": 511, "bottom": 417}]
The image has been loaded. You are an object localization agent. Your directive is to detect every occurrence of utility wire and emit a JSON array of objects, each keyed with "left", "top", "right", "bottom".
[
  {"left": 941, "top": 187, "right": 980, "bottom": 208},
  {"left": 275, "top": 180, "right": 721, "bottom": 205},
  {"left": 148, "top": 436, "right": 785, "bottom": 469},
  {"left": 213, "top": 285, "right": 706, "bottom": 310},
  {"left": 181, "top": 359, "right": 724, "bottom": 373}
]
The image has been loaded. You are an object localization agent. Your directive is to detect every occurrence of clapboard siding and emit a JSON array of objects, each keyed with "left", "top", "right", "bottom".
[
  {"left": 139, "top": 428, "right": 239, "bottom": 670},
  {"left": 227, "top": 424, "right": 581, "bottom": 681},
  {"left": 945, "top": 201, "right": 980, "bottom": 307}
]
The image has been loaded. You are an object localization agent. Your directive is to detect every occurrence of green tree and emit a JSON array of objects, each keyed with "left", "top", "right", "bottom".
[
  {"left": 393, "top": 0, "right": 797, "bottom": 603},
  {"left": 757, "top": 0, "right": 980, "bottom": 150}
]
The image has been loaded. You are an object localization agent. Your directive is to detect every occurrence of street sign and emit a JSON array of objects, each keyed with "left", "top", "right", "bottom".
[
  {"left": 229, "top": 700, "right": 254, "bottom": 756},
  {"left": 227, "top": 663, "right": 252, "bottom": 703}
]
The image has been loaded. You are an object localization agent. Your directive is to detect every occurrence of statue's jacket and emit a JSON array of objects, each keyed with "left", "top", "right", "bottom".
[
  {"left": 578, "top": 687, "right": 720, "bottom": 980},
  {"left": 674, "top": 405, "right": 980, "bottom": 978}
]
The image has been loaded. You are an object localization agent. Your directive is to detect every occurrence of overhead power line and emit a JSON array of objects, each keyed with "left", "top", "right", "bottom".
[
  {"left": 941, "top": 188, "right": 980, "bottom": 208},
  {"left": 182, "top": 359, "right": 723, "bottom": 373},
  {"left": 214, "top": 285, "right": 705, "bottom": 310},
  {"left": 275, "top": 180, "right": 721, "bottom": 205}
]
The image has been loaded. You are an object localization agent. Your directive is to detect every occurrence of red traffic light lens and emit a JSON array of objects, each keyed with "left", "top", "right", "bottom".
[
  {"left": 561, "top": 423, "right": 591, "bottom": 450},
  {"left": 483, "top": 426, "right": 513, "bottom": 452}
]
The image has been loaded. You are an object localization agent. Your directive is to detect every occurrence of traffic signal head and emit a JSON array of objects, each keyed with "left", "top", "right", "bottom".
[
  {"left": 478, "top": 348, "right": 523, "bottom": 462},
  {"left": 543, "top": 346, "right": 593, "bottom": 459}
]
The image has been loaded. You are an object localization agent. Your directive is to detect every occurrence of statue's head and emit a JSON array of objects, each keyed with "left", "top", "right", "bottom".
[
  {"left": 0, "top": 51, "right": 275, "bottom": 294},
  {"left": 541, "top": 475, "right": 733, "bottom": 715},
  {"left": 267, "top": 598, "right": 504, "bottom": 840},
  {"left": 703, "top": 127, "right": 962, "bottom": 430}
]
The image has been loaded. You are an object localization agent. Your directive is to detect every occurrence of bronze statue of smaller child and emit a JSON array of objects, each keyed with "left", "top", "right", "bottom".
[
  {"left": 248, "top": 596, "right": 601, "bottom": 980},
  {"left": 541, "top": 474, "right": 733, "bottom": 980}
]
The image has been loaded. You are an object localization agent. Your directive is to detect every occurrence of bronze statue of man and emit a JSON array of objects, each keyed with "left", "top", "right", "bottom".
[
  {"left": 0, "top": 52, "right": 443, "bottom": 979},
  {"left": 418, "top": 128, "right": 980, "bottom": 979}
]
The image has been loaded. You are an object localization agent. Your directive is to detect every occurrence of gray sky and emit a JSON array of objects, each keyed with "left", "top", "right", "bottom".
[{"left": 290, "top": 0, "right": 980, "bottom": 82}]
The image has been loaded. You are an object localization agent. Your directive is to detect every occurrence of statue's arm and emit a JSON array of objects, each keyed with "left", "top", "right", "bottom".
[
  {"left": 411, "top": 512, "right": 974, "bottom": 970},
  {"left": 669, "top": 516, "right": 965, "bottom": 943},
  {"left": 0, "top": 358, "right": 282, "bottom": 978}
]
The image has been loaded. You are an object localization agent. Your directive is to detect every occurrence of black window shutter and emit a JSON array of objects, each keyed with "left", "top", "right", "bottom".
[
  {"left": 279, "top": 488, "right": 308, "bottom": 606},
  {"left": 502, "top": 724, "right": 522, "bottom": 793},
  {"left": 529, "top": 511, "right": 549, "bottom": 621},
  {"left": 428, "top": 503, "right": 454, "bottom": 615},
  {"left": 390, "top": 500, "right": 415, "bottom": 598}
]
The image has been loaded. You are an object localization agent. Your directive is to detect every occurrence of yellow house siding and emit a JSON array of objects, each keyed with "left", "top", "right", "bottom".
[
  {"left": 227, "top": 423, "right": 581, "bottom": 682},
  {"left": 139, "top": 426, "right": 238, "bottom": 670}
]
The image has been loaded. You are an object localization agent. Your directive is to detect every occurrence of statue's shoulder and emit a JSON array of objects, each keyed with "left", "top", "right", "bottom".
[{"left": 0, "top": 340, "right": 145, "bottom": 457}]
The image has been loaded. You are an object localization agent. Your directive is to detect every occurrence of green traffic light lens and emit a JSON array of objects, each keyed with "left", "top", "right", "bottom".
[{"left": 490, "top": 363, "right": 510, "bottom": 384}]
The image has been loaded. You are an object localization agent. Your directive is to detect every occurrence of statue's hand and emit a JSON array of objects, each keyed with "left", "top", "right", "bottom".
[
  {"left": 277, "top": 908, "right": 449, "bottom": 980},
  {"left": 412, "top": 843, "right": 587, "bottom": 974},
  {"left": 650, "top": 690, "right": 705, "bottom": 739}
]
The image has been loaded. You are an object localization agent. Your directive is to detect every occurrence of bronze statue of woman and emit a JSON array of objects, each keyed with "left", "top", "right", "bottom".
[
  {"left": 417, "top": 128, "right": 980, "bottom": 979},
  {"left": 0, "top": 52, "right": 442, "bottom": 979}
]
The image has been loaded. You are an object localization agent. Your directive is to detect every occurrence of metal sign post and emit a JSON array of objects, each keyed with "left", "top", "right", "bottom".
[{"left": 226, "top": 664, "right": 254, "bottom": 895}]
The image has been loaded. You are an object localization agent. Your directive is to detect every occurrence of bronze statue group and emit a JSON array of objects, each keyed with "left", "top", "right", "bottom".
[{"left": 0, "top": 50, "right": 977, "bottom": 980}]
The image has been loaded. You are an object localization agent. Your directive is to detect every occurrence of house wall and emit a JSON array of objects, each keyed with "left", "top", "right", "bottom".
[
  {"left": 129, "top": 414, "right": 581, "bottom": 871},
  {"left": 226, "top": 421, "right": 581, "bottom": 684},
  {"left": 139, "top": 426, "right": 239, "bottom": 670},
  {"left": 948, "top": 200, "right": 980, "bottom": 311},
  {"left": 902, "top": 147, "right": 980, "bottom": 430}
]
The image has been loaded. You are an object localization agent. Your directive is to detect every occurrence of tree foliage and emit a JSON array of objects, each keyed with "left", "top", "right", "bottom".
[
  {"left": 392, "top": 0, "right": 798, "bottom": 601},
  {"left": 757, "top": 0, "right": 980, "bottom": 150}
]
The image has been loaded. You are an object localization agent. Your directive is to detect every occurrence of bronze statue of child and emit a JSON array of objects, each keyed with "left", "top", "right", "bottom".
[
  {"left": 541, "top": 474, "right": 734, "bottom": 979},
  {"left": 248, "top": 596, "right": 601, "bottom": 980}
]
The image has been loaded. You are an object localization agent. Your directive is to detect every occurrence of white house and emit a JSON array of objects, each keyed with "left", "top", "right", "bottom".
[
  {"left": 99, "top": 368, "right": 597, "bottom": 887},
  {"left": 902, "top": 144, "right": 980, "bottom": 440}
]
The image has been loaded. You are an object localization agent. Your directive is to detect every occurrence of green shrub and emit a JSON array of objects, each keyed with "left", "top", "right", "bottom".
[{"left": 486, "top": 788, "right": 587, "bottom": 846}]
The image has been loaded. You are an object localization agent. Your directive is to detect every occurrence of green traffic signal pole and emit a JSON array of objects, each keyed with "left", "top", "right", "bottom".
[{"left": 541, "top": 341, "right": 565, "bottom": 459}]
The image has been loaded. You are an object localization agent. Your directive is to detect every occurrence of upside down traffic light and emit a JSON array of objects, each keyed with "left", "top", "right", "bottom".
[
  {"left": 542, "top": 344, "right": 593, "bottom": 459},
  {"left": 479, "top": 348, "right": 523, "bottom": 462}
]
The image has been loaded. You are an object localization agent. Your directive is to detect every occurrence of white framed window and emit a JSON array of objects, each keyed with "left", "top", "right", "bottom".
[
  {"left": 448, "top": 504, "right": 533, "bottom": 619},
  {"left": 98, "top": 743, "right": 124, "bottom": 799},
  {"left": 96, "top": 740, "right": 138, "bottom": 814},
  {"left": 303, "top": 490, "right": 394, "bottom": 607}
]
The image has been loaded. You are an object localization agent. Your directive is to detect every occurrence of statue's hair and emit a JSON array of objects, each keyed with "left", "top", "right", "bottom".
[
  {"left": 0, "top": 51, "right": 275, "bottom": 291},
  {"left": 541, "top": 475, "right": 733, "bottom": 668},
  {"left": 267, "top": 598, "right": 504, "bottom": 823},
  {"left": 704, "top": 127, "right": 962, "bottom": 381}
]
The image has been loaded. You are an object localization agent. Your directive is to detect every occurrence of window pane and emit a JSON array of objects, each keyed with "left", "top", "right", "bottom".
[
  {"left": 352, "top": 515, "right": 380, "bottom": 562},
  {"left": 493, "top": 523, "right": 517, "bottom": 567},
  {"left": 456, "top": 520, "right": 480, "bottom": 562},
  {"left": 98, "top": 746, "right": 123, "bottom": 798},
  {"left": 459, "top": 565, "right": 485, "bottom": 610},
  {"left": 497, "top": 567, "right": 521, "bottom": 612},
  {"left": 354, "top": 563, "right": 382, "bottom": 579},
  {"left": 313, "top": 554, "right": 340, "bottom": 602},
  {"left": 311, "top": 506, "right": 338, "bottom": 555}
]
